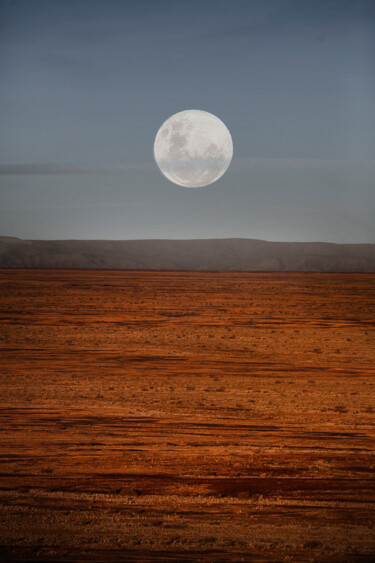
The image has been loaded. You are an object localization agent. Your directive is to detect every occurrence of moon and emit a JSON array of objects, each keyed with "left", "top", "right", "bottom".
[{"left": 153, "top": 109, "right": 233, "bottom": 188}]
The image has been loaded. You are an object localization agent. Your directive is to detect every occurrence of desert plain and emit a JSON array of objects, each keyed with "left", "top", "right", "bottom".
[{"left": 0, "top": 269, "right": 374, "bottom": 562}]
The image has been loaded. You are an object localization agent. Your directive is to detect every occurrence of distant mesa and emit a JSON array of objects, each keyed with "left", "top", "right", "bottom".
[{"left": 0, "top": 236, "right": 374, "bottom": 272}]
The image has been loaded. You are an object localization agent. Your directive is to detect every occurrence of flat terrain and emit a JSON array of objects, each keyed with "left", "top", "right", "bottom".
[{"left": 0, "top": 270, "right": 374, "bottom": 562}]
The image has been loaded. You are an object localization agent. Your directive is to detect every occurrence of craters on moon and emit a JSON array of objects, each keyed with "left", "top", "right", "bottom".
[{"left": 154, "top": 110, "right": 233, "bottom": 188}]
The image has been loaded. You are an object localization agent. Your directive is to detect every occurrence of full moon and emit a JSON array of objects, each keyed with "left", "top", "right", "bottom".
[{"left": 153, "top": 109, "right": 233, "bottom": 188}]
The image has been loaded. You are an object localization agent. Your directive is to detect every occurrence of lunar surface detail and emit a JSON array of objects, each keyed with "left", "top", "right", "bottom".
[{"left": 154, "top": 109, "right": 233, "bottom": 187}]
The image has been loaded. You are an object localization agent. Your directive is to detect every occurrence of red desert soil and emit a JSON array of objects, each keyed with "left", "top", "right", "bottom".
[{"left": 0, "top": 270, "right": 374, "bottom": 562}]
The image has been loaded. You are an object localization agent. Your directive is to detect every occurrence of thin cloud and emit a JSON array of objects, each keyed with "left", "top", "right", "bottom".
[
  {"left": 0, "top": 202, "right": 147, "bottom": 210},
  {"left": 1, "top": 159, "right": 374, "bottom": 176},
  {"left": 0, "top": 163, "right": 154, "bottom": 175},
  {"left": 233, "top": 157, "right": 375, "bottom": 171}
]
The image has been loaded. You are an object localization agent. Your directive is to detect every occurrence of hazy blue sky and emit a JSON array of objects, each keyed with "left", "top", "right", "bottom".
[{"left": 1, "top": 0, "right": 374, "bottom": 241}]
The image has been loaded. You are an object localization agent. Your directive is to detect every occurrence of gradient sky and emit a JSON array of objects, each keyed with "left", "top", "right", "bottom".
[{"left": 0, "top": 0, "right": 374, "bottom": 242}]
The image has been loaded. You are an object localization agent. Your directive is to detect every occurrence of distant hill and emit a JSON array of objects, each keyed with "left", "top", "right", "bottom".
[{"left": 0, "top": 237, "right": 375, "bottom": 272}]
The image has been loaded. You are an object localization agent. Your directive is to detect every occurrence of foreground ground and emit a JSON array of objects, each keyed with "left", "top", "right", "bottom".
[{"left": 0, "top": 270, "right": 374, "bottom": 562}]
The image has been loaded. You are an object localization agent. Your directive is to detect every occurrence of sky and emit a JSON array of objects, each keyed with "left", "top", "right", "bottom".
[{"left": 0, "top": 0, "right": 374, "bottom": 242}]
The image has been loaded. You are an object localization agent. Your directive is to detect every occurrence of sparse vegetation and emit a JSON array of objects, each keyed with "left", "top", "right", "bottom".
[{"left": 0, "top": 270, "right": 374, "bottom": 561}]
